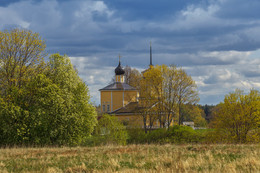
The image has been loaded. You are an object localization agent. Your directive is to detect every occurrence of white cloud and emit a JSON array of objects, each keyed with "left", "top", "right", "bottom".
[
  {"left": 74, "top": 1, "right": 113, "bottom": 18},
  {"left": 176, "top": 4, "right": 220, "bottom": 29}
]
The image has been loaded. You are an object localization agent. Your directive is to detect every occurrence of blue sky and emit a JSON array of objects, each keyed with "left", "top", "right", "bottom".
[{"left": 1, "top": 0, "right": 260, "bottom": 105}]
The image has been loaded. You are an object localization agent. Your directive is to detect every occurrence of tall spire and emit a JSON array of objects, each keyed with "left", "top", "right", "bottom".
[
  {"left": 119, "top": 54, "right": 121, "bottom": 63},
  {"left": 150, "top": 41, "right": 153, "bottom": 67}
]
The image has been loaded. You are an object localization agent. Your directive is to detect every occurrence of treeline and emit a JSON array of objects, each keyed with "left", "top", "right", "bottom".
[
  {"left": 93, "top": 89, "right": 260, "bottom": 145},
  {"left": 0, "top": 29, "right": 97, "bottom": 146}
]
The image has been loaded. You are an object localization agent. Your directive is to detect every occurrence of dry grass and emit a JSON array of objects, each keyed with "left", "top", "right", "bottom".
[{"left": 0, "top": 144, "right": 260, "bottom": 172}]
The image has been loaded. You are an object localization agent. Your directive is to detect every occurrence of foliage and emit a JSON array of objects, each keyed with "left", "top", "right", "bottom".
[
  {"left": 0, "top": 34, "right": 97, "bottom": 146},
  {"left": 0, "top": 28, "right": 46, "bottom": 92},
  {"left": 181, "top": 104, "right": 207, "bottom": 127},
  {"left": 127, "top": 126, "right": 206, "bottom": 144},
  {"left": 138, "top": 65, "right": 200, "bottom": 131},
  {"left": 167, "top": 125, "right": 204, "bottom": 143},
  {"left": 0, "top": 98, "right": 30, "bottom": 145},
  {"left": 212, "top": 89, "right": 260, "bottom": 143},
  {"left": 199, "top": 104, "right": 216, "bottom": 122},
  {"left": 124, "top": 66, "right": 142, "bottom": 90},
  {"left": 175, "top": 68, "right": 200, "bottom": 125},
  {"left": 93, "top": 114, "right": 128, "bottom": 145}
]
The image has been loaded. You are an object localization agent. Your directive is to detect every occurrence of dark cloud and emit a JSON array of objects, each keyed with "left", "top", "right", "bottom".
[
  {"left": 1, "top": 0, "right": 260, "bottom": 105},
  {"left": 215, "top": 0, "right": 260, "bottom": 19},
  {"left": 241, "top": 68, "right": 260, "bottom": 78},
  {"left": 0, "top": 0, "right": 21, "bottom": 7},
  {"left": 105, "top": 0, "right": 192, "bottom": 21}
]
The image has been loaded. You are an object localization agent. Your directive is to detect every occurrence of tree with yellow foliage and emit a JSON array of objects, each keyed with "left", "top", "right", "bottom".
[
  {"left": 175, "top": 68, "right": 200, "bottom": 125},
  {"left": 212, "top": 89, "right": 260, "bottom": 143},
  {"left": 140, "top": 65, "right": 165, "bottom": 130},
  {"left": 139, "top": 65, "right": 199, "bottom": 129}
]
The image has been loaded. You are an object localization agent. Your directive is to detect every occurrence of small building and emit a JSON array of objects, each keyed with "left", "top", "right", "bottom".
[{"left": 182, "top": 122, "right": 195, "bottom": 129}]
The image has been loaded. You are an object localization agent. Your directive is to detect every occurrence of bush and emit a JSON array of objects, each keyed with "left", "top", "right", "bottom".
[
  {"left": 127, "top": 128, "right": 148, "bottom": 144},
  {"left": 168, "top": 126, "right": 204, "bottom": 143},
  {"left": 127, "top": 126, "right": 206, "bottom": 144},
  {"left": 93, "top": 114, "right": 128, "bottom": 145}
]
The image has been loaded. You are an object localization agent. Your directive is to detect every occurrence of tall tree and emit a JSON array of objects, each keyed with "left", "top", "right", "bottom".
[
  {"left": 163, "top": 65, "right": 178, "bottom": 128},
  {"left": 139, "top": 65, "right": 199, "bottom": 129},
  {"left": 0, "top": 29, "right": 46, "bottom": 93},
  {"left": 175, "top": 68, "right": 199, "bottom": 125},
  {"left": 140, "top": 65, "right": 165, "bottom": 129},
  {"left": 45, "top": 54, "right": 97, "bottom": 144}
]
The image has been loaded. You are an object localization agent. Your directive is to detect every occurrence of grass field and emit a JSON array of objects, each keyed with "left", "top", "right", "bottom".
[{"left": 0, "top": 144, "right": 260, "bottom": 172}]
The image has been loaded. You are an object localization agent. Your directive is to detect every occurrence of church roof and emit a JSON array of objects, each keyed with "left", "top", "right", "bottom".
[
  {"left": 110, "top": 100, "right": 164, "bottom": 115},
  {"left": 115, "top": 61, "right": 125, "bottom": 75},
  {"left": 110, "top": 102, "right": 140, "bottom": 115},
  {"left": 99, "top": 82, "right": 137, "bottom": 91}
]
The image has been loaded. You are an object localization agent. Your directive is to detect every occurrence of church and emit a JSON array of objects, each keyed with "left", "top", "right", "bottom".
[
  {"left": 99, "top": 57, "right": 142, "bottom": 126},
  {"left": 99, "top": 44, "right": 162, "bottom": 127}
]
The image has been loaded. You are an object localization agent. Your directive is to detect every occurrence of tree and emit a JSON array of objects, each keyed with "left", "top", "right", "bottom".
[
  {"left": 124, "top": 66, "right": 142, "bottom": 89},
  {"left": 44, "top": 54, "right": 98, "bottom": 144},
  {"left": 212, "top": 89, "right": 260, "bottom": 143},
  {"left": 163, "top": 65, "right": 178, "bottom": 128},
  {"left": 175, "top": 68, "right": 199, "bottom": 125},
  {"left": 181, "top": 104, "right": 207, "bottom": 127},
  {"left": 0, "top": 53, "right": 97, "bottom": 145},
  {"left": 199, "top": 104, "right": 216, "bottom": 122},
  {"left": 140, "top": 65, "right": 165, "bottom": 130},
  {"left": 0, "top": 29, "right": 46, "bottom": 93},
  {"left": 139, "top": 65, "right": 199, "bottom": 130}
]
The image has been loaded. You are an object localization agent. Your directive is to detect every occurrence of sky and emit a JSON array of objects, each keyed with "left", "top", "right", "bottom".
[{"left": 1, "top": 0, "right": 260, "bottom": 105}]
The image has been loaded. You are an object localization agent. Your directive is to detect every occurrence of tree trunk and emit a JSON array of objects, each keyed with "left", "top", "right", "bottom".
[{"left": 178, "top": 103, "right": 182, "bottom": 125}]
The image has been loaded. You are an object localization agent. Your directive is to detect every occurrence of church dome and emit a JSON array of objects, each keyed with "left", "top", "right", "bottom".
[{"left": 115, "top": 61, "right": 125, "bottom": 75}]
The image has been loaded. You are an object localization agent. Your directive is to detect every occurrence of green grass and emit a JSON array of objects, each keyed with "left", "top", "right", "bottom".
[{"left": 0, "top": 144, "right": 260, "bottom": 172}]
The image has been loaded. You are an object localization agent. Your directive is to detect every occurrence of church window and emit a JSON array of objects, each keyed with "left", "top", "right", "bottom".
[
  {"left": 107, "top": 105, "right": 110, "bottom": 112},
  {"left": 103, "top": 105, "right": 105, "bottom": 112}
]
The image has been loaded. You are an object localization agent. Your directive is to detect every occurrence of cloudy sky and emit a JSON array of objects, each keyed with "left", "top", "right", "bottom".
[{"left": 1, "top": 0, "right": 260, "bottom": 105}]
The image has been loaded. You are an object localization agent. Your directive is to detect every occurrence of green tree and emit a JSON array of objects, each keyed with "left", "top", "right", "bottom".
[
  {"left": 181, "top": 104, "right": 207, "bottom": 127},
  {"left": 213, "top": 89, "right": 260, "bottom": 143},
  {"left": 0, "top": 28, "right": 46, "bottom": 93},
  {"left": 0, "top": 97, "right": 30, "bottom": 145},
  {"left": 95, "top": 114, "right": 128, "bottom": 145},
  {"left": 0, "top": 53, "right": 97, "bottom": 146},
  {"left": 44, "top": 54, "right": 98, "bottom": 145}
]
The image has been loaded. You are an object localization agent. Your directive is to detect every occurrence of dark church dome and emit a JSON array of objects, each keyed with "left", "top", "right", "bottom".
[{"left": 115, "top": 61, "right": 125, "bottom": 75}]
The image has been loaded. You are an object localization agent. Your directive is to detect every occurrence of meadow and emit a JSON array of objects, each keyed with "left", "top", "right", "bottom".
[{"left": 0, "top": 144, "right": 260, "bottom": 172}]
